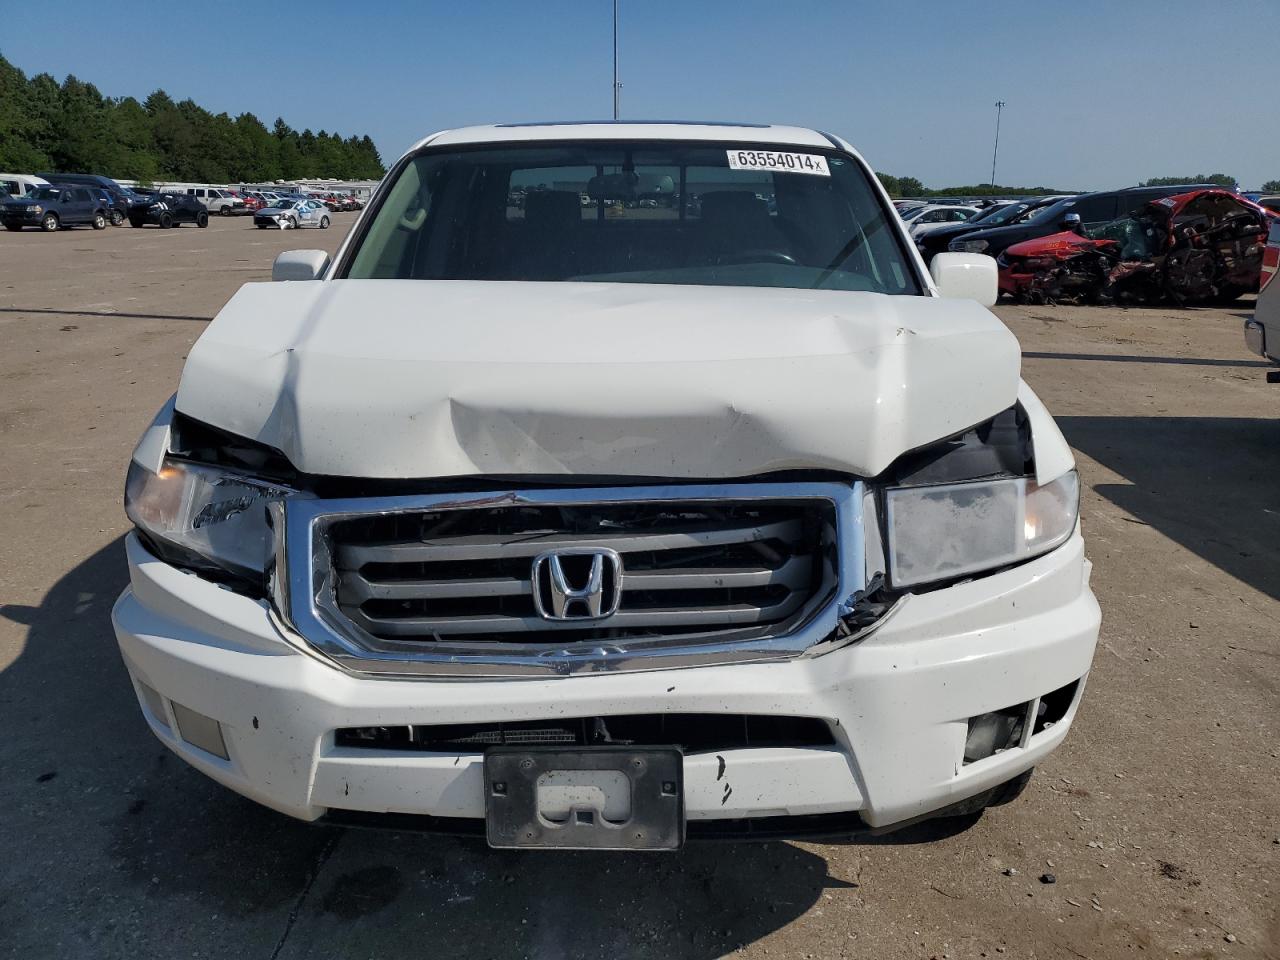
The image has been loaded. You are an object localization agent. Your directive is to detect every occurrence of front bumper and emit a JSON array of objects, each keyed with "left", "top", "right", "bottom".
[{"left": 113, "top": 531, "right": 1099, "bottom": 831}]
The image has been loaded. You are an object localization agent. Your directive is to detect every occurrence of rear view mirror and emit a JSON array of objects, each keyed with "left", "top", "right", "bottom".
[
  {"left": 930, "top": 252, "right": 998, "bottom": 307},
  {"left": 587, "top": 172, "right": 675, "bottom": 201},
  {"left": 272, "top": 249, "right": 330, "bottom": 281}
]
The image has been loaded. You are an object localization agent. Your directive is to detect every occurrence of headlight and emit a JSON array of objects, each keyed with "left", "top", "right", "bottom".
[
  {"left": 951, "top": 238, "right": 988, "bottom": 253},
  {"left": 884, "top": 471, "right": 1079, "bottom": 588},
  {"left": 30, "top": 205, "right": 43, "bottom": 215},
  {"left": 125, "top": 457, "right": 297, "bottom": 582}
]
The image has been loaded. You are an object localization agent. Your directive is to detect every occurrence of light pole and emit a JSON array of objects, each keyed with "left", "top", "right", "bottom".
[
  {"left": 612, "top": 0, "right": 621, "bottom": 119},
  {"left": 990, "top": 100, "right": 1006, "bottom": 187}
]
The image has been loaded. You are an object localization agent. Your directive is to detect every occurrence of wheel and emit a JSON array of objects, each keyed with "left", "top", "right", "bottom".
[
  {"left": 256, "top": 223, "right": 267, "bottom": 229},
  {"left": 286, "top": 216, "right": 297, "bottom": 229},
  {"left": 92, "top": 212, "right": 107, "bottom": 230},
  {"left": 196, "top": 212, "right": 208, "bottom": 228},
  {"left": 159, "top": 213, "right": 172, "bottom": 229},
  {"left": 41, "top": 213, "right": 59, "bottom": 232},
  {"left": 220, "top": 205, "right": 231, "bottom": 216},
  {"left": 110, "top": 209, "right": 124, "bottom": 226},
  {"left": 4, "top": 224, "right": 21, "bottom": 232},
  {"left": 129, "top": 218, "right": 142, "bottom": 228},
  {"left": 319, "top": 215, "right": 330, "bottom": 229}
]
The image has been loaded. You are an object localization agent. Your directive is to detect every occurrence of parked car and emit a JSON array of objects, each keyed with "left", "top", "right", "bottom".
[
  {"left": 908, "top": 205, "right": 981, "bottom": 239},
  {"left": 35, "top": 172, "right": 131, "bottom": 225},
  {"left": 917, "top": 197, "right": 1071, "bottom": 264},
  {"left": 1257, "top": 195, "right": 1280, "bottom": 215},
  {"left": 998, "top": 189, "right": 1273, "bottom": 304},
  {"left": 0, "top": 173, "right": 50, "bottom": 198},
  {"left": 947, "top": 184, "right": 1222, "bottom": 261},
  {"left": 253, "top": 198, "right": 331, "bottom": 229},
  {"left": 183, "top": 187, "right": 246, "bottom": 216},
  {"left": 2, "top": 184, "right": 110, "bottom": 231},
  {"left": 128, "top": 191, "right": 209, "bottom": 228},
  {"left": 1243, "top": 220, "right": 1280, "bottom": 382},
  {"left": 116, "top": 121, "right": 1098, "bottom": 848}
]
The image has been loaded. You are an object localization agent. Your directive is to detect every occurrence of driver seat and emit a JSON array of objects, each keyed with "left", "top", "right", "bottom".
[{"left": 698, "top": 191, "right": 788, "bottom": 263}]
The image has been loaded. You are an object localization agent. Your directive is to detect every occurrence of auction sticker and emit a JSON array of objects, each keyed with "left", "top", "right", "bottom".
[{"left": 726, "top": 150, "right": 830, "bottom": 176}]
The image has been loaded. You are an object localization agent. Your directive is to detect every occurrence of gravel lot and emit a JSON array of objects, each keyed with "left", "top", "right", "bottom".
[{"left": 0, "top": 216, "right": 1276, "bottom": 960}]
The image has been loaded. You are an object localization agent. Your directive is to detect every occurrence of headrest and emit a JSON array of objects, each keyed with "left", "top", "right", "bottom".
[{"left": 523, "top": 190, "right": 581, "bottom": 230}]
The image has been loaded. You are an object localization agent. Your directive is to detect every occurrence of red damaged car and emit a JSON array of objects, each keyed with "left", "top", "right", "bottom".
[{"left": 998, "top": 190, "right": 1275, "bottom": 305}]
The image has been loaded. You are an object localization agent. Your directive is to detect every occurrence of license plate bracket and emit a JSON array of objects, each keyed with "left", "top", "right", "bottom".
[{"left": 484, "top": 746, "right": 684, "bottom": 850}]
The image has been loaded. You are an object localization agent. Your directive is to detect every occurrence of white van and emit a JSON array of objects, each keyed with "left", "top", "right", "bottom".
[{"left": 0, "top": 174, "right": 50, "bottom": 198}]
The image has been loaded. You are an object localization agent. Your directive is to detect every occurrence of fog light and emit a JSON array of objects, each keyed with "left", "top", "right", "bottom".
[
  {"left": 171, "top": 702, "right": 229, "bottom": 760},
  {"left": 137, "top": 681, "right": 169, "bottom": 729},
  {"left": 964, "top": 704, "right": 1028, "bottom": 764}
]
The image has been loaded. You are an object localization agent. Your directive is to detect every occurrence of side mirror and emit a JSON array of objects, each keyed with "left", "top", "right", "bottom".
[
  {"left": 930, "top": 252, "right": 998, "bottom": 307},
  {"left": 1061, "top": 212, "right": 1082, "bottom": 231},
  {"left": 272, "top": 249, "right": 330, "bottom": 281}
]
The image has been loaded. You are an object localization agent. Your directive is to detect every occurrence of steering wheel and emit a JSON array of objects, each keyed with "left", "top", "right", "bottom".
[{"left": 715, "top": 249, "right": 797, "bottom": 266}]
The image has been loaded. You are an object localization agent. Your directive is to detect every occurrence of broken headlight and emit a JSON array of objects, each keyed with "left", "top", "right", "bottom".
[
  {"left": 124, "top": 401, "right": 306, "bottom": 586},
  {"left": 125, "top": 458, "right": 298, "bottom": 584},
  {"left": 883, "top": 471, "right": 1079, "bottom": 589},
  {"left": 950, "top": 238, "right": 988, "bottom": 253}
]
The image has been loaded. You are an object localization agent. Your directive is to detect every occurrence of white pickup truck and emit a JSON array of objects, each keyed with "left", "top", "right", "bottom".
[{"left": 113, "top": 122, "right": 1100, "bottom": 849}]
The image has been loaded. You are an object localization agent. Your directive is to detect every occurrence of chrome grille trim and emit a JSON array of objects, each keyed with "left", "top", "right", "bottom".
[{"left": 279, "top": 482, "right": 865, "bottom": 678}]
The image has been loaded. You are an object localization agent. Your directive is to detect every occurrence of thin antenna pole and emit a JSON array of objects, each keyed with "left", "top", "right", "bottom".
[
  {"left": 990, "top": 100, "right": 1006, "bottom": 187},
  {"left": 613, "top": 0, "right": 620, "bottom": 119}
]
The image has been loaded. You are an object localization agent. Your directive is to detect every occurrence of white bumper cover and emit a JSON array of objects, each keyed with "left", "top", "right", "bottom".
[{"left": 113, "top": 531, "right": 1099, "bottom": 830}]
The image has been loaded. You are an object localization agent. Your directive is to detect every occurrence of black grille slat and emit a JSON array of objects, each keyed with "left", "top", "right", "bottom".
[
  {"left": 324, "top": 498, "right": 836, "bottom": 646},
  {"left": 334, "top": 518, "right": 803, "bottom": 565},
  {"left": 335, "top": 713, "right": 836, "bottom": 754}
]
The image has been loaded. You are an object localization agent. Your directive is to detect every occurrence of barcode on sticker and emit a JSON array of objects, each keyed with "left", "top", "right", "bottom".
[{"left": 726, "top": 150, "right": 830, "bottom": 176}]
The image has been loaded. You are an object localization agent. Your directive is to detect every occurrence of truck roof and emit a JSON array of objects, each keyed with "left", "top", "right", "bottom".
[{"left": 414, "top": 121, "right": 839, "bottom": 152}]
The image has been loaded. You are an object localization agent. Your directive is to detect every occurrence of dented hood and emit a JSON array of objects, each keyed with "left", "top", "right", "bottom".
[{"left": 175, "top": 280, "right": 1021, "bottom": 479}]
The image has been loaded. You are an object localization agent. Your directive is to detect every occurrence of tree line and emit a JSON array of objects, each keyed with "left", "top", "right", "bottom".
[
  {"left": 876, "top": 173, "right": 1069, "bottom": 199},
  {"left": 879, "top": 171, "right": 1280, "bottom": 199},
  {"left": 0, "top": 53, "right": 385, "bottom": 184}
]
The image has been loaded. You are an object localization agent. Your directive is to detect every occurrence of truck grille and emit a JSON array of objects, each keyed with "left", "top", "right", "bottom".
[{"left": 322, "top": 496, "right": 837, "bottom": 646}]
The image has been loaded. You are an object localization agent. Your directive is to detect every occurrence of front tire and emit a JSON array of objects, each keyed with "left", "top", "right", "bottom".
[
  {"left": 220, "top": 205, "right": 231, "bottom": 216},
  {"left": 4, "top": 224, "right": 21, "bottom": 232},
  {"left": 196, "top": 212, "right": 209, "bottom": 228},
  {"left": 92, "top": 212, "right": 107, "bottom": 230},
  {"left": 41, "top": 213, "right": 59, "bottom": 232},
  {"left": 159, "top": 213, "right": 173, "bottom": 229},
  {"left": 319, "top": 215, "right": 330, "bottom": 229},
  {"left": 110, "top": 209, "right": 124, "bottom": 226}
]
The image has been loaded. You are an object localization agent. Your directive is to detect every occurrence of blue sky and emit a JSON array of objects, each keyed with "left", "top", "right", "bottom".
[{"left": 5, "top": 0, "right": 1275, "bottom": 189}]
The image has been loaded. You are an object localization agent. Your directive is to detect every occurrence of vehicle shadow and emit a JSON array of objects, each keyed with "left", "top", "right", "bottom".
[
  {"left": 0, "top": 537, "right": 977, "bottom": 959},
  {"left": 1058, "top": 415, "right": 1280, "bottom": 601}
]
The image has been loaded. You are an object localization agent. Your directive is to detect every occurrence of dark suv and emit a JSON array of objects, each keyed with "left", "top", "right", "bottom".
[
  {"left": 36, "top": 172, "right": 135, "bottom": 225},
  {"left": 127, "top": 191, "right": 208, "bottom": 228},
  {"left": 943, "top": 184, "right": 1221, "bottom": 260},
  {"left": 1, "top": 184, "right": 110, "bottom": 231}
]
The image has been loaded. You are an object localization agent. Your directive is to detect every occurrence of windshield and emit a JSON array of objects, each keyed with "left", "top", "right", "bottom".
[
  {"left": 1026, "top": 198, "right": 1077, "bottom": 224},
  {"left": 269, "top": 200, "right": 295, "bottom": 209},
  {"left": 979, "top": 202, "right": 1036, "bottom": 227},
  {"left": 342, "top": 141, "right": 922, "bottom": 294}
]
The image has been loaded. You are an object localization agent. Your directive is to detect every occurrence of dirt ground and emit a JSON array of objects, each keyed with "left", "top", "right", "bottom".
[{"left": 0, "top": 216, "right": 1276, "bottom": 960}]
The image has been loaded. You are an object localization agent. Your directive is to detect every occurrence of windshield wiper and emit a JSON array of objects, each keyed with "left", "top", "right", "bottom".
[{"left": 813, "top": 209, "right": 889, "bottom": 288}]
